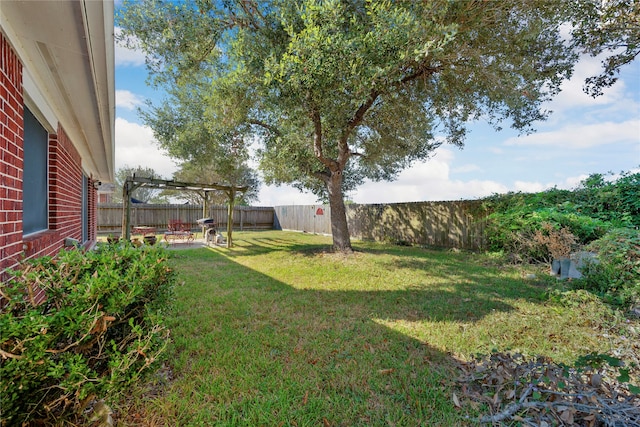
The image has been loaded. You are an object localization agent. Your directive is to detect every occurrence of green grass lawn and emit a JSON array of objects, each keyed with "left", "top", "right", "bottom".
[{"left": 117, "top": 231, "right": 628, "bottom": 426}]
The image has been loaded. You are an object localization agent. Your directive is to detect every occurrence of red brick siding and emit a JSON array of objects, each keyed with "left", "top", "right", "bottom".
[
  {"left": 0, "top": 32, "right": 24, "bottom": 273},
  {"left": 1, "top": 32, "right": 98, "bottom": 281},
  {"left": 49, "top": 126, "right": 82, "bottom": 239}
]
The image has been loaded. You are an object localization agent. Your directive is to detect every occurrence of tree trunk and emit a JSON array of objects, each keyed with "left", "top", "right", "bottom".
[{"left": 326, "top": 170, "right": 352, "bottom": 252}]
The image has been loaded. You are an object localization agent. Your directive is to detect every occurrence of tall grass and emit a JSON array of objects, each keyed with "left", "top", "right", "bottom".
[{"left": 118, "top": 231, "right": 622, "bottom": 426}]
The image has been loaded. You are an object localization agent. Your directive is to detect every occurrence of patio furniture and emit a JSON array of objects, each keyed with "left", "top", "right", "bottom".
[
  {"left": 132, "top": 226, "right": 157, "bottom": 236},
  {"left": 164, "top": 220, "right": 194, "bottom": 244}
]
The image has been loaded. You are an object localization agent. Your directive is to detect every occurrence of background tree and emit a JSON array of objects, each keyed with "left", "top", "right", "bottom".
[
  {"left": 138, "top": 78, "right": 258, "bottom": 246},
  {"left": 112, "top": 165, "right": 168, "bottom": 204},
  {"left": 165, "top": 161, "right": 260, "bottom": 206},
  {"left": 118, "top": 0, "right": 614, "bottom": 252}
]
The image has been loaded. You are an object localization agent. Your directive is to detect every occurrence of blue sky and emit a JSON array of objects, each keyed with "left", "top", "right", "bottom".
[{"left": 114, "top": 27, "right": 640, "bottom": 207}]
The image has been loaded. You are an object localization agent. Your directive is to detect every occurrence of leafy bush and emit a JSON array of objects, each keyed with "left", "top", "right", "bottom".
[
  {"left": 0, "top": 242, "right": 175, "bottom": 425},
  {"left": 484, "top": 207, "right": 609, "bottom": 262},
  {"left": 479, "top": 170, "right": 640, "bottom": 261},
  {"left": 482, "top": 170, "right": 640, "bottom": 229},
  {"left": 574, "top": 228, "right": 640, "bottom": 307},
  {"left": 571, "top": 171, "right": 640, "bottom": 228}
]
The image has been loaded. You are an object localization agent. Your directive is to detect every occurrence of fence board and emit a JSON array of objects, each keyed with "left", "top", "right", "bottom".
[
  {"left": 273, "top": 204, "right": 332, "bottom": 235},
  {"left": 98, "top": 204, "right": 275, "bottom": 235}
]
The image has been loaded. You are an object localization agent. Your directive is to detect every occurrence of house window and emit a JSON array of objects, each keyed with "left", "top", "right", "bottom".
[{"left": 23, "top": 107, "right": 49, "bottom": 235}]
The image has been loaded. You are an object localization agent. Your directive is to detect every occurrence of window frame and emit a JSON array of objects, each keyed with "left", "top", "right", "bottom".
[{"left": 22, "top": 106, "right": 49, "bottom": 236}]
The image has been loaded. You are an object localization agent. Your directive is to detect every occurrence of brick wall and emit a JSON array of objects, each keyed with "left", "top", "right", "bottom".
[
  {"left": 1, "top": 32, "right": 98, "bottom": 280},
  {"left": 0, "top": 32, "right": 24, "bottom": 273},
  {"left": 49, "top": 126, "right": 83, "bottom": 240}
]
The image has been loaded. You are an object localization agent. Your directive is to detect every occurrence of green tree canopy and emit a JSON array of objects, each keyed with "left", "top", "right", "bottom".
[
  {"left": 166, "top": 161, "right": 260, "bottom": 206},
  {"left": 570, "top": 0, "right": 640, "bottom": 97},
  {"left": 117, "top": 0, "right": 624, "bottom": 251},
  {"left": 112, "top": 165, "right": 168, "bottom": 204}
]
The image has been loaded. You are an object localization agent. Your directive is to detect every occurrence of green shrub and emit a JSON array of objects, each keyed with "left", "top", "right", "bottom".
[
  {"left": 484, "top": 207, "right": 609, "bottom": 262},
  {"left": 481, "top": 170, "right": 639, "bottom": 262},
  {"left": 571, "top": 171, "right": 640, "bottom": 228},
  {"left": 0, "top": 242, "right": 176, "bottom": 425},
  {"left": 482, "top": 170, "right": 640, "bottom": 229},
  {"left": 574, "top": 228, "right": 640, "bottom": 307}
]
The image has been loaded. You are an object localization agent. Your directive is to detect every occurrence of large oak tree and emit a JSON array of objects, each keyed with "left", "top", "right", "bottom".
[{"left": 118, "top": 0, "right": 608, "bottom": 252}]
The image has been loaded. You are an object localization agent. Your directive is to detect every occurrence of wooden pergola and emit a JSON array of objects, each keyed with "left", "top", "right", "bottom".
[{"left": 122, "top": 175, "right": 248, "bottom": 247}]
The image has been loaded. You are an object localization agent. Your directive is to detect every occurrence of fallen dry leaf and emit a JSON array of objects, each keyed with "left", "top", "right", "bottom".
[{"left": 452, "top": 392, "right": 461, "bottom": 408}]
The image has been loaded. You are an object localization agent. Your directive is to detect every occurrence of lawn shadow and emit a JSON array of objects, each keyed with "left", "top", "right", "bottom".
[
  {"left": 163, "top": 245, "right": 471, "bottom": 425},
  {"left": 155, "top": 231, "right": 551, "bottom": 425},
  {"left": 220, "top": 232, "right": 545, "bottom": 323}
]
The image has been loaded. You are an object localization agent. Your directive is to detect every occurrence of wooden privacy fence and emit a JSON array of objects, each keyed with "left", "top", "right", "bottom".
[
  {"left": 98, "top": 204, "right": 275, "bottom": 235},
  {"left": 100, "top": 201, "right": 487, "bottom": 249},
  {"left": 274, "top": 200, "right": 487, "bottom": 250}
]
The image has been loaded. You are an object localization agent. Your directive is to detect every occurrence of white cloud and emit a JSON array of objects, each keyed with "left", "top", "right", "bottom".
[
  {"left": 353, "top": 174, "right": 508, "bottom": 203},
  {"left": 549, "top": 56, "right": 624, "bottom": 109},
  {"left": 513, "top": 181, "right": 550, "bottom": 193},
  {"left": 115, "top": 117, "right": 178, "bottom": 179},
  {"left": 256, "top": 185, "right": 319, "bottom": 207},
  {"left": 546, "top": 55, "right": 626, "bottom": 112},
  {"left": 114, "top": 27, "right": 146, "bottom": 67},
  {"left": 350, "top": 148, "right": 508, "bottom": 203},
  {"left": 116, "top": 90, "right": 144, "bottom": 110},
  {"left": 258, "top": 142, "right": 634, "bottom": 206},
  {"left": 452, "top": 164, "right": 482, "bottom": 173},
  {"left": 563, "top": 174, "right": 589, "bottom": 189},
  {"left": 504, "top": 120, "right": 640, "bottom": 148},
  {"left": 255, "top": 147, "right": 509, "bottom": 206},
  {"left": 536, "top": 55, "right": 640, "bottom": 137}
]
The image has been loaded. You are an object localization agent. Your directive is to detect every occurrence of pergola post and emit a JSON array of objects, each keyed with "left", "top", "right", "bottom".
[
  {"left": 122, "top": 179, "right": 131, "bottom": 240},
  {"left": 203, "top": 190, "right": 209, "bottom": 219},
  {"left": 226, "top": 188, "right": 235, "bottom": 248},
  {"left": 122, "top": 176, "right": 144, "bottom": 241},
  {"left": 202, "top": 190, "right": 209, "bottom": 238}
]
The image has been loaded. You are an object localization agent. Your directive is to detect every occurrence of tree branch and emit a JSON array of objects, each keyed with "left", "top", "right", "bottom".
[
  {"left": 248, "top": 119, "right": 281, "bottom": 136},
  {"left": 0, "top": 349, "right": 23, "bottom": 360},
  {"left": 312, "top": 170, "right": 331, "bottom": 183},
  {"left": 338, "top": 89, "right": 380, "bottom": 167},
  {"left": 336, "top": 62, "right": 441, "bottom": 167},
  {"left": 400, "top": 63, "right": 442, "bottom": 84},
  {"left": 309, "top": 101, "right": 337, "bottom": 171}
]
